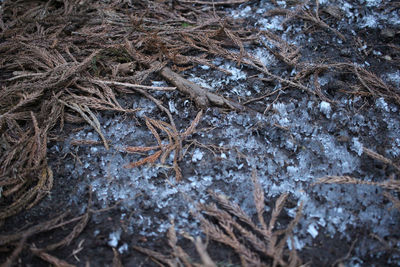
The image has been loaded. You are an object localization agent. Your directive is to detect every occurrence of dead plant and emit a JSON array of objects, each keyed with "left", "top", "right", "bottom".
[
  {"left": 314, "top": 175, "right": 400, "bottom": 192},
  {"left": 260, "top": 30, "right": 301, "bottom": 67},
  {"left": 124, "top": 110, "right": 203, "bottom": 181},
  {"left": 134, "top": 171, "right": 303, "bottom": 266},
  {"left": 0, "top": 190, "right": 110, "bottom": 266},
  {"left": 268, "top": 0, "right": 346, "bottom": 41}
]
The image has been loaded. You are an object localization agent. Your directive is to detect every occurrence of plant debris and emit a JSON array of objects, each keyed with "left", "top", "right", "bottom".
[{"left": 134, "top": 172, "right": 302, "bottom": 267}]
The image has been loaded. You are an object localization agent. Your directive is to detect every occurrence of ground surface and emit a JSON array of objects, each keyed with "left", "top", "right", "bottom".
[{"left": 1, "top": 0, "right": 400, "bottom": 266}]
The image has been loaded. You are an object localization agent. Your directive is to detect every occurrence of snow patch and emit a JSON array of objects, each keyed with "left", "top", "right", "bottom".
[
  {"left": 319, "top": 101, "right": 332, "bottom": 118},
  {"left": 307, "top": 223, "right": 319, "bottom": 238},
  {"left": 108, "top": 230, "right": 121, "bottom": 247},
  {"left": 192, "top": 149, "right": 204, "bottom": 162}
]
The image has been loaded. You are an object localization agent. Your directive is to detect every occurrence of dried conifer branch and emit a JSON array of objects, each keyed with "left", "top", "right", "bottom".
[
  {"left": 125, "top": 146, "right": 160, "bottom": 153},
  {"left": 199, "top": 190, "right": 302, "bottom": 265},
  {"left": 43, "top": 212, "right": 90, "bottom": 251},
  {"left": 133, "top": 59, "right": 248, "bottom": 111},
  {"left": 167, "top": 222, "right": 178, "bottom": 253},
  {"left": 1, "top": 236, "right": 27, "bottom": 267},
  {"left": 207, "top": 190, "right": 261, "bottom": 232},
  {"left": 246, "top": 56, "right": 316, "bottom": 96},
  {"left": 132, "top": 246, "right": 175, "bottom": 266},
  {"left": 135, "top": 222, "right": 216, "bottom": 267},
  {"left": 1, "top": 191, "right": 102, "bottom": 266},
  {"left": 260, "top": 31, "right": 301, "bottom": 67},
  {"left": 112, "top": 248, "right": 123, "bottom": 267},
  {"left": 169, "top": 222, "right": 194, "bottom": 266},
  {"left": 124, "top": 110, "right": 202, "bottom": 181},
  {"left": 193, "top": 237, "right": 217, "bottom": 267},
  {"left": 198, "top": 172, "right": 303, "bottom": 266},
  {"left": 0, "top": 166, "right": 53, "bottom": 220},
  {"left": 363, "top": 147, "right": 400, "bottom": 173},
  {"left": 269, "top": 1, "right": 346, "bottom": 41},
  {"left": 124, "top": 150, "right": 163, "bottom": 169},
  {"left": 221, "top": 220, "right": 263, "bottom": 266},
  {"left": 314, "top": 175, "right": 400, "bottom": 192},
  {"left": 352, "top": 66, "right": 400, "bottom": 106},
  {"left": 0, "top": 212, "right": 70, "bottom": 246},
  {"left": 200, "top": 202, "right": 284, "bottom": 264},
  {"left": 114, "top": 81, "right": 178, "bottom": 131},
  {"left": 30, "top": 249, "right": 76, "bottom": 267},
  {"left": 27, "top": 167, "right": 54, "bottom": 209},
  {"left": 383, "top": 191, "right": 400, "bottom": 211},
  {"left": 59, "top": 100, "right": 109, "bottom": 150},
  {"left": 1, "top": 90, "right": 44, "bottom": 117},
  {"left": 93, "top": 79, "right": 177, "bottom": 91},
  {"left": 292, "top": 62, "right": 399, "bottom": 105},
  {"left": 87, "top": 80, "right": 123, "bottom": 109},
  {"left": 181, "top": 110, "right": 203, "bottom": 138},
  {"left": 134, "top": 171, "right": 302, "bottom": 266},
  {"left": 145, "top": 117, "right": 164, "bottom": 148},
  {"left": 273, "top": 201, "right": 303, "bottom": 267},
  {"left": 313, "top": 70, "right": 332, "bottom": 102},
  {"left": 268, "top": 193, "right": 289, "bottom": 235},
  {"left": 251, "top": 169, "right": 267, "bottom": 231}
]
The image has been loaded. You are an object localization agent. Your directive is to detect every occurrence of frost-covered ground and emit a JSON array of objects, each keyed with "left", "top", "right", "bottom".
[{"left": 48, "top": 0, "right": 400, "bottom": 265}]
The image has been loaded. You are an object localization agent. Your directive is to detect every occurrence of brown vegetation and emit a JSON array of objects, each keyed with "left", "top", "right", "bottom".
[{"left": 134, "top": 171, "right": 303, "bottom": 267}]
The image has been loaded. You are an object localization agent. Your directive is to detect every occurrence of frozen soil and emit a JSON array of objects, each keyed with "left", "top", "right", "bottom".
[{"left": 2, "top": 0, "right": 400, "bottom": 266}]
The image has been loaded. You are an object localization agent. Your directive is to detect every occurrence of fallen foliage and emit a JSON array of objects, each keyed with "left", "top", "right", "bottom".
[
  {"left": 134, "top": 171, "right": 303, "bottom": 266},
  {"left": 124, "top": 110, "right": 202, "bottom": 181}
]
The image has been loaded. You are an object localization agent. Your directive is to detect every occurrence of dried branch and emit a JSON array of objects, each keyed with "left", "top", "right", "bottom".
[
  {"left": 363, "top": 147, "right": 400, "bottom": 173},
  {"left": 30, "top": 249, "right": 76, "bottom": 267},
  {"left": 151, "top": 61, "right": 247, "bottom": 111},
  {"left": 314, "top": 175, "right": 400, "bottom": 192},
  {"left": 124, "top": 110, "right": 203, "bottom": 181},
  {"left": 93, "top": 79, "right": 177, "bottom": 91},
  {"left": 0, "top": 236, "right": 27, "bottom": 267},
  {"left": 59, "top": 100, "right": 109, "bottom": 150}
]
